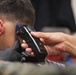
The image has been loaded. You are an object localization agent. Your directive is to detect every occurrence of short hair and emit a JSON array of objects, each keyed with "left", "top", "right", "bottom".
[{"left": 0, "top": 0, "right": 35, "bottom": 26}]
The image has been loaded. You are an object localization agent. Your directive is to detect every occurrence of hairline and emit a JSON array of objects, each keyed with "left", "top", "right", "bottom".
[{"left": 0, "top": 13, "right": 34, "bottom": 26}]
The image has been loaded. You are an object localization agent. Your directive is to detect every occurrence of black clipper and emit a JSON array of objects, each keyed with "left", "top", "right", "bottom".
[{"left": 16, "top": 24, "right": 47, "bottom": 63}]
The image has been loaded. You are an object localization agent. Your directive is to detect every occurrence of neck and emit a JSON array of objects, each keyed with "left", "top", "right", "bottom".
[{"left": 0, "top": 35, "right": 16, "bottom": 50}]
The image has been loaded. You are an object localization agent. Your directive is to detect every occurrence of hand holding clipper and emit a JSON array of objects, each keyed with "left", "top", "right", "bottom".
[{"left": 16, "top": 24, "right": 47, "bottom": 63}]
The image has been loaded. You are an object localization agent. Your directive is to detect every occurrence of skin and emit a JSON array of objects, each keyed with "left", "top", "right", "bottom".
[
  {"left": 21, "top": 32, "right": 76, "bottom": 57},
  {"left": 0, "top": 15, "right": 25, "bottom": 50},
  {"left": 1, "top": 15, "right": 76, "bottom": 57},
  {"left": 0, "top": 16, "right": 17, "bottom": 50}
]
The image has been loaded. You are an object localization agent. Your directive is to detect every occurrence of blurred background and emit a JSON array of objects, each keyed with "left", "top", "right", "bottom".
[{"left": 31, "top": 0, "right": 76, "bottom": 63}]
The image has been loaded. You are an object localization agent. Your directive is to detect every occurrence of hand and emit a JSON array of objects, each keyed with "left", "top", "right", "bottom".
[
  {"left": 21, "top": 32, "right": 76, "bottom": 56},
  {"left": 0, "top": 40, "right": 21, "bottom": 61},
  {"left": 21, "top": 40, "right": 35, "bottom": 57}
]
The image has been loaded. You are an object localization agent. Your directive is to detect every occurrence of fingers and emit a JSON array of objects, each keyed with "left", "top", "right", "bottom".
[
  {"left": 31, "top": 32, "right": 49, "bottom": 38},
  {"left": 31, "top": 32, "right": 52, "bottom": 44},
  {"left": 21, "top": 40, "right": 35, "bottom": 57},
  {"left": 31, "top": 32, "right": 43, "bottom": 38},
  {"left": 26, "top": 48, "right": 35, "bottom": 56},
  {"left": 21, "top": 43, "right": 28, "bottom": 48},
  {"left": 31, "top": 32, "right": 66, "bottom": 44}
]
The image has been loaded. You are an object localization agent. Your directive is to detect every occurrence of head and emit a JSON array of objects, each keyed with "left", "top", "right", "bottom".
[{"left": 0, "top": 0, "right": 35, "bottom": 50}]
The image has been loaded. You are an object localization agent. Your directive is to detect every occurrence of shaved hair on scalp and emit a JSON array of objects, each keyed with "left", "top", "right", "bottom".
[{"left": 0, "top": 0, "right": 35, "bottom": 26}]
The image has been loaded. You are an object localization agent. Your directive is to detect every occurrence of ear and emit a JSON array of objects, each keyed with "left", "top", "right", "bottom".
[{"left": 0, "top": 19, "right": 5, "bottom": 35}]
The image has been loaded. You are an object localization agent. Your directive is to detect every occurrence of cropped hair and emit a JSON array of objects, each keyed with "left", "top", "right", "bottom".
[{"left": 0, "top": 0, "right": 35, "bottom": 26}]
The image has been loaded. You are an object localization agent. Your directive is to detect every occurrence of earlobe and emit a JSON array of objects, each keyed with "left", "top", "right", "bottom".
[{"left": 0, "top": 19, "right": 5, "bottom": 35}]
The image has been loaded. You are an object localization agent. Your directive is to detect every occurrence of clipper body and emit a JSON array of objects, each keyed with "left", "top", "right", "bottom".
[{"left": 16, "top": 24, "right": 47, "bottom": 62}]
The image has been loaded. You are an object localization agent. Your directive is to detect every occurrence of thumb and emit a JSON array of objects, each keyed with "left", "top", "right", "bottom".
[
  {"left": 55, "top": 43, "right": 66, "bottom": 52},
  {"left": 55, "top": 41, "right": 73, "bottom": 54}
]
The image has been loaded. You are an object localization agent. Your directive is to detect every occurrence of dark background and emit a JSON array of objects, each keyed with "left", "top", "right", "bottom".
[{"left": 31, "top": 0, "right": 76, "bottom": 33}]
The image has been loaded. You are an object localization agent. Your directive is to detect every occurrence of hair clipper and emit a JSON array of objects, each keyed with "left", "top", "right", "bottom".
[{"left": 16, "top": 24, "right": 47, "bottom": 63}]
